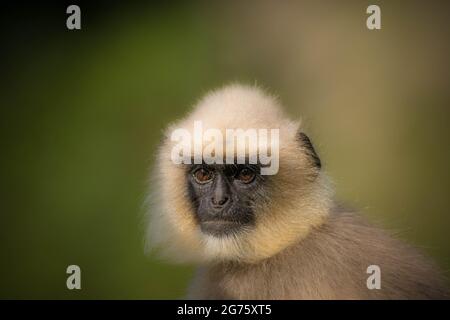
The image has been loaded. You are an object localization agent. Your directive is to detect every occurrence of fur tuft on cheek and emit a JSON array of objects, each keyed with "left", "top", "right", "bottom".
[{"left": 146, "top": 157, "right": 333, "bottom": 265}]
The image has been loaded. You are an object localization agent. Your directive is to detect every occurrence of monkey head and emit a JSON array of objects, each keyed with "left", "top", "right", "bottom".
[{"left": 146, "top": 84, "right": 333, "bottom": 264}]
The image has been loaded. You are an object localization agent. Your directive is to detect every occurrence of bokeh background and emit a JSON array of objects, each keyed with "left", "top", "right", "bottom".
[{"left": 1, "top": 1, "right": 449, "bottom": 299}]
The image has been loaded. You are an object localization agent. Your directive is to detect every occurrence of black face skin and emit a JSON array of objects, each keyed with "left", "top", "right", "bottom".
[{"left": 186, "top": 163, "right": 263, "bottom": 237}]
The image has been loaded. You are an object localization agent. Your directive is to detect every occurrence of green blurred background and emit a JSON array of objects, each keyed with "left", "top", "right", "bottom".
[{"left": 1, "top": 1, "right": 449, "bottom": 299}]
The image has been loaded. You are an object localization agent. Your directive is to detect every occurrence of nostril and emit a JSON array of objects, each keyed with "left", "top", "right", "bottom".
[{"left": 218, "top": 197, "right": 229, "bottom": 206}]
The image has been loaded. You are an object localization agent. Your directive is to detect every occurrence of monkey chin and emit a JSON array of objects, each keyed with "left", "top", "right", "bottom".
[{"left": 199, "top": 220, "right": 246, "bottom": 237}]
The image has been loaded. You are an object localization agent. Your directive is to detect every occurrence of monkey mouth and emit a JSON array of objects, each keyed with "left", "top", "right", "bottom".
[{"left": 200, "top": 220, "right": 245, "bottom": 236}]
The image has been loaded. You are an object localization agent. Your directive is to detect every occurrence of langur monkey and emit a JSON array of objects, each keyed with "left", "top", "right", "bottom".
[{"left": 146, "top": 84, "right": 449, "bottom": 299}]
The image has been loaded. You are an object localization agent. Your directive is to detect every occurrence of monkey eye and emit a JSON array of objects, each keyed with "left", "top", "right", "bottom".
[
  {"left": 193, "top": 168, "right": 214, "bottom": 184},
  {"left": 236, "top": 168, "right": 256, "bottom": 184}
]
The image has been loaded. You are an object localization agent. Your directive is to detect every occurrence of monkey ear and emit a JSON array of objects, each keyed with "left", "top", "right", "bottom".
[{"left": 297, "top": 132, "right": 321, "bottom": 169}]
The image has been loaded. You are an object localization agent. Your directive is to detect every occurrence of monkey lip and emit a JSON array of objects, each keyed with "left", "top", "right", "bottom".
[{"left": 200, "top": 220, "right": 244, "bottom": 236}]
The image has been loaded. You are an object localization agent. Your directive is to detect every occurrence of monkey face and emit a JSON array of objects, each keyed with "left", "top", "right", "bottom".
[
  {"left": 147, "top": 85, "right": 332, "bottom": 263},
  {"left": 186, "top": 164, "right": 264, "bottom": 237}
]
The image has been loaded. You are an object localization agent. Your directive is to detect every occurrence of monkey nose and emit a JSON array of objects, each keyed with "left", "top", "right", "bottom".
[{"left": 211, "top": 196, "right": 229, "bottom": 207}]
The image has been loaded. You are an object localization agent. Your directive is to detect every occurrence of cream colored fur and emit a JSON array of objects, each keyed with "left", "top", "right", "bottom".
[{"left": 146, "top": 84, "right": 332, "bottom": 264}]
